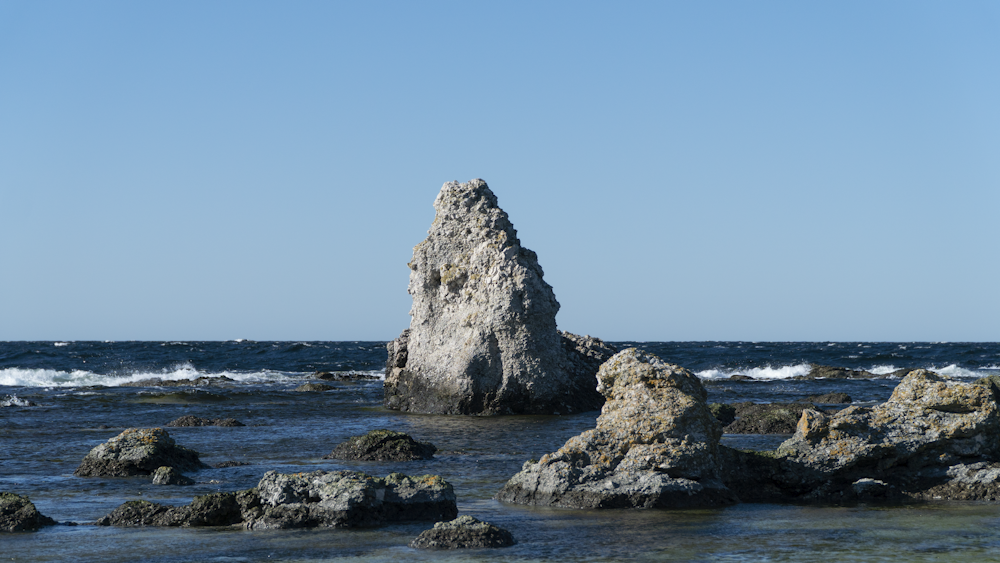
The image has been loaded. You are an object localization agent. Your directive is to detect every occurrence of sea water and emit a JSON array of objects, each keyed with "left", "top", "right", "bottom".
[{"left": 2, "top": 341, "right": 1000, "bottom": 562}]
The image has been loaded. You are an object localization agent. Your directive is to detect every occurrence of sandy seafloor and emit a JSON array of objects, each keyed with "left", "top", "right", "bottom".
[{"left": 3, "top": 340, "right": 1000, "bottom": 562}]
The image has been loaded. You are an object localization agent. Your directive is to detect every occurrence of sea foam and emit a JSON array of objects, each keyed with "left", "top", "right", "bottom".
[{"left": 696, "top": 363, "right": 812, "bottom": 380}]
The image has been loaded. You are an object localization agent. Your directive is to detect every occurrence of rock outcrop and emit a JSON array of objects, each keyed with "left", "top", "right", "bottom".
[
  {"left": 74, "top": 428, "right": 208, "bottom": 477},
  {"left": 496, "top": 348, "right": 738, "bottom": 508},
  {"left": 384, "top": 179, "right": 616, "bottom": 415},
  {"left": 324, "top": 429, "right": 436, "bottom": 461},
  {"left": 151, "top": 466, "right": 195, "bottom": 486},
  {"left": 97, "top": 470, "right": 456, "bottom": 529},
  {"left": 410, "top": 515, "right": 516, "bottom": 549},
  {"left": 721, "top": 369, "right": 1000, "bottom": 502},
  {"left": 165, "top": 415, "right": 244, "bottom": 427},
  {"left": 0, "top": 493, "right": 56, "bottom": 532},
  {"left": 723, "top": 402, "right": 818, "bottom": 434}
]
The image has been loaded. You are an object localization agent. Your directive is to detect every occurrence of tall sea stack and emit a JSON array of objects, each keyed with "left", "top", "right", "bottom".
[{"left": 384, "top": 179, "right": 615, "bottom": 415}]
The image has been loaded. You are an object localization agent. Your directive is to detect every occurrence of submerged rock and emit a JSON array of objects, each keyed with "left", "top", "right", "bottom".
[
  {"left": 314, "top": 371, "right": 380, "bottom": 381},
  {"left": 324, "top": 429, "right": 436, "bottom": 461},
  {"left": 165, "top": 415, "right": 244, "bottom": 427},
  {"left": 409, "top": 515, "right": 516, "bottom": 549},
  {"left": 0, "top": 493, "right": 56, "bottom": 532},
  {"left": 723, "top": 402, "right": 817, "bottom": 434},
  {"left": 384, "top": 179, "right": 617, "bottom": 415},
  {"left": 97, "top": 470, "right": 456, "bottom": 529},
  {"left": 293, "top": 383, "right": 335, "bottom": 392},
  {"left": 74, "top": 428, "right": 208, "bottom": 477},
  {"left": 497, "top": 348, "right": 738, "bottom": 509},
  {"left": 722, "top": 370, "right": 1000, "bottom": 502}
]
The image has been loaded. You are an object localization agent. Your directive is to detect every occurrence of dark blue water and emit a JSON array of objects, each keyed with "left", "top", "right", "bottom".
[{"left": 2, "top": 341, "right": 1000, "bottom": 562}]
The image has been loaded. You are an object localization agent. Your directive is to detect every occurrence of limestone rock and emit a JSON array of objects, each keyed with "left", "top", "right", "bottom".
[
  {"left": 496, "top": 348, "right": 738, "bottom": 509},
  {"left": 384, "top": 179, "right": 616, "bottom": 415},
  {"left": 74, "top": 428, "right": 208, "bottom": 477},
  {"left": 0, "top": 493, "right": 56, "bottom": 532},
  {"left": 151, "top": 466, "right": 195, "bottom": 486},
  {"left": 723, "top": 402, "right": 817, "bottom": 434},
  {"left": 409, "top": 515, "right": 516, "bottom": 549},
  {"left": 324, "top": 429, "right": 436, "bottom": 461}
]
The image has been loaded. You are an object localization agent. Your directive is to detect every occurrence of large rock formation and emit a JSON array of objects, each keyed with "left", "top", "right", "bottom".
[
  {"left": 496, "top": 348, "right": 738, "bottom": 508},
  {"left": 721, "top": 369, "right": 1000, "bottom": 502},
  {"left": 384, "top": 179, "right": 616, "bottom": 415},
  {"left": 74, "top": 428, "right": 208, "bottom": 477},
  {"left": 97, "top": 470, "right": 457, "bottom": 529}
]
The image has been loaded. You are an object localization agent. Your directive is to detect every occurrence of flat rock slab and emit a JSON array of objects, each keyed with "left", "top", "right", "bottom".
[
  {"left": 410, "top": 515, "right": 516, "bottom": 549},
  {"left": 324, "top": 429, "right": 436, "bottom": 461},
  {"left": 74, "top": 427, "right": 208, "bottom": 477}
]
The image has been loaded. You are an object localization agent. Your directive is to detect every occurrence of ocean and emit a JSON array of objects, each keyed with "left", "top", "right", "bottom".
[{"left": 3, "top": 340, "right": 1000, "bottom": 562}]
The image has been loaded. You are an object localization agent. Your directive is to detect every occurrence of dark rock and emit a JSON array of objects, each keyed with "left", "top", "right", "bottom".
[
  {"left": 384, "top": 179, "right": 617, "bottom": 415},
  {"left": 709, "top": 403, "right": 737, "bottom": 426},
  {"left": 799, "top": 364, "right": 880, "bottom": 380},
  {"left": 213, "top": 461, "right": 251, "bottom": 468},
  {"left": 151, "top": 466, "right": 195, "bottom": 486},
  {"left": 121, "top": 376, "right": 236, "bottom": 388},
  {"left": 409, "top": 515, "right": 516, "bottom": 549},
  {"left": 166, "top": 415, "right": 244, "bottom": 427},
  {"left": 95, "top": 500, "right": 181, "bottom": 527},
  {"left": 324, "top": 429, "right": 436, "bottom": 461},
  {"left": 293, "top": 383, "right": 335, "bottom": 392},
  {"left": 74, "top": 428, "right": 208, "bottom": 477},
  {"left": 807, "top": 393, "right": 852, "bottom": 404},
  {"left": 728, "top": 375, "right": 756, "bottom": 381},
  {"left": 724, "top": 402, "right": 815, "bottom": 434},
  {"left": 0, "top": 493, "right": 56, "bottom": 532},
  {"left": 497, "top": 348, "right": 738, "bottom": 509},
  {"left": 314, "top": 371, "right": 380, "bottom": 381}
]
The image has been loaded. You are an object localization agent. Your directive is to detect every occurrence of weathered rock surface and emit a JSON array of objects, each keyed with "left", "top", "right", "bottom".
[
  {"left": 797, "top": 365, "right": 909, "bottom": 380},
  {"left": 324, "top": 429, "right": 436, "bottom": 461},
  {"left": 496, "top": 348, "right": 738, "bottom": 508},
  {"left": 384, "top": 179, "right": 617, "bottom": 415},
  {"left": 807, "top": 393, "right": 852, "bottom": 404},
  {"left": 166, "top": 415, "right": 244, "bottom": 427},
  {"left": 98, "top": 470, "right": 457, "bottom": 529},
  {"left": 723, "top": 402, "right": 817, "bottom": 434},
  {"left": 151, "top": 466, "right": 195, "bottom": 486},
  {"left": 409, "top": 515, "right": 516, "bottom": 549},
  {"left": 721, "top": 370, "right": 1000, "bottom": 502},
  {"left": 74, "top": 428, "right": 208, "bottom": 477},
  {"left": 0, "top": 493, "right": 56, "bottom": 532}
]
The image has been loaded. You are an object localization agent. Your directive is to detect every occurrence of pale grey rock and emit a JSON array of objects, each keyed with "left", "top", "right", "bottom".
[
  {"left": 384, "top": 179, "right": 616, "bottom": 415},
  {"left": 74, "top": 428, "right": 208, "bottom": 477},
  {"left": 496, "top": 348, "right": 738, "bottom": 508},
  {"left": 151, "top": 466, "right": 195, "bottom": 486}
]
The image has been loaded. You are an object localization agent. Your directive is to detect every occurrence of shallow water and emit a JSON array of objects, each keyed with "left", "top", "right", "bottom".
[{"left": 3, "top": 341, "right": 1000, "bottom": 562}]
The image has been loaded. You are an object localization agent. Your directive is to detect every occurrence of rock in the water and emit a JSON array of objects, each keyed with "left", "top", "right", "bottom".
[
  {"left": 248, "top": 470, "right": 457, "bottom": 529},
  {"left": 723, "top": 402, "right": 817, "bottom": 434},
  {"left": 0, "top": 493, "right": 56, "bottom": 532},
  {"left": 95, "top": 491, "right": 257, "bottom": 527},
  {"left": 293, "top": 383, "right": 335, "bottom": 392},
  {"left": 151, "top": 466, "right": 195, "bottom": 486},
  {"left": 165, "top": 415, "right": 244, "bottom": 427},
  {"left": 722, "top": 369, "right": 1000, "bottom": 502},
  {"left": 496, "top": 348, "right": 738, "bottom": 509},
  {"left": 314, "top": 371, "right": 380, "bottom": 381},
  {"left": 74, "top": 428, "right": 208, "bottom": 477},
  {"left": 384, "top": 179, "right": 617, "bottom": 415},
  {"left": 409, "top": 515, "right": 516, "bottom": 549},
  {"left": 324, "top": 429, "right": 436, "bottom": 461},
  {"left": 807, "top": 393, "right": 852, "bottom": 404}
]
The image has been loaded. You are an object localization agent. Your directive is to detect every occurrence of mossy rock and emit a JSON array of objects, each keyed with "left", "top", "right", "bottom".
[
  {"left": 0, "top": 493, "right": 56, "bottom": 532},
  {"left": 324, "top": 429, "right": 436, "bottom": 461},
  {"left": 709, "top": 403, "right": 737, "bottom": 425}
]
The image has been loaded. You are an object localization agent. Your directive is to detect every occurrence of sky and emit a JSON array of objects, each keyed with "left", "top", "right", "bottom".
[{"left": 1, "top": 1, "right": 997, "bottom": 342}]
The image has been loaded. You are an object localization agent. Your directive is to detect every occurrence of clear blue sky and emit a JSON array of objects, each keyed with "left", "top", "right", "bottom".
[{"left": 1, "top": 1, "right": 997, "bottom": 342}]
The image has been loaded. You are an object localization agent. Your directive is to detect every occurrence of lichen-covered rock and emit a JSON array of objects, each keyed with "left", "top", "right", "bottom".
[
  {"left": 248, "top": 470, "right": 457, "bottom": 529},
  {"left": 384, "top": 179, "right": 617, "bottom": 415},
  {"left": 720, "top": 369, "right": 1000, "bottom": 502},
  {"left": 151, "top": 466, "right": 195, "bottom": 486},
  {"left": 410, "top": 515, "right": 516, "bottom": 549},
  {"left": 324, "top": 429, "right": 436, "bottom": 461},
  {"left": 165, "top": 415, "right": 244, "bottom": 427},
  {"left": 496, "top": 348, "right": 738, "bottom": 509},
  {"left": 74, "top": 428, "right": 208, "bottom": 477},
  {"left": 807, "top": 393, "right": 852, "bottom": 404},
  {"left": 0, "top": 493, "right": 56, "bottom": 532}
]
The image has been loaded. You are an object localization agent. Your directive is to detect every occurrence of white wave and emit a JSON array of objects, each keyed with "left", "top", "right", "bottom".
[
  {"left": 933, "top": 364, "right": 987, "bottom": 379},
  {"left": 980, "top": 365, "right": 1000, "bottom": 371},
  {"left": 696, "top": 363, "right": 812, "bottom": 380},
  {"left": 868, "top": 365, "right": 900, "bottom": 375},
  {"left": 0, "top": 365, "right": 299, "bottom": 388},
  {"left": 54, "top": 342, "right": 70, "bottom": 347},
  {"left": 1, "top": 394, "right": 34, "bottom": 407}
]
